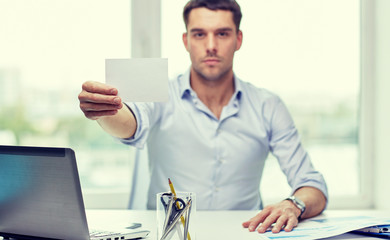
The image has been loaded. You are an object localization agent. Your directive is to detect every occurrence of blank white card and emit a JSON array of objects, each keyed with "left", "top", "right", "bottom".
[{"left": 105, "top": 58, "right": 169, "bottom": 102}]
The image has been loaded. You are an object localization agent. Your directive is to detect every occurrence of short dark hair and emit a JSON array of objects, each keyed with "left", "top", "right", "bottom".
[{"left": 183, "top": 0, "right": 242, "bottom": 32}]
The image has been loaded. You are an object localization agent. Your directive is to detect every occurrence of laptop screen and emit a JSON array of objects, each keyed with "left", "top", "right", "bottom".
[{"left": 0, "top": 145, "right": 90, "bottom": 240}]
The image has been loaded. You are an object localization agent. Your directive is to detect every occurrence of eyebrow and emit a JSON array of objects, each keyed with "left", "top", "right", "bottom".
[{"left": 190, "top": 27, "right": 234, "bottom": 33}]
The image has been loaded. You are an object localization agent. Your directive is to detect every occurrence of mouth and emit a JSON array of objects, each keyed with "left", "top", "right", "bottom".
[{"left": 203, "top": 58, "right": 220, "bottom": 66}]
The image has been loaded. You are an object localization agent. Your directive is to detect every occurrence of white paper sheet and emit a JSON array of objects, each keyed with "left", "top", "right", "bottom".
[
  {"left": 105, "top": 58, "right": 169, "bottom": 102},
  {"left": 260, "top": 213, "right": 390, "bottom": 240}
]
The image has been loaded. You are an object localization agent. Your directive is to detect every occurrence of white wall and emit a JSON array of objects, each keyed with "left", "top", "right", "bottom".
[{"left": 374, "top": 0, "right": 390, "bottom": 210}]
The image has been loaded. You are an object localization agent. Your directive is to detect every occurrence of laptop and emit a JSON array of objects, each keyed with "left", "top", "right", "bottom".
[{"left": 0, "top": 145, "right": 150, "bottom": 240}]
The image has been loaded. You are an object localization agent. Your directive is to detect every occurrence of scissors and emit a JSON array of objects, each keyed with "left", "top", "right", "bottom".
[
  {"left": 160, "top": 193, "right": 188, "bottom": 240},
  {"left": 160, "top": 193, "right": 186, "bottom": 225},
  {"left": 160, "top": 196, "right": 192, "bottom": 240}
]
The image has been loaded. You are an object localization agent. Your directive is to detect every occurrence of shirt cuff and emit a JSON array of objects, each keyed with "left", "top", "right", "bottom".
[{"left": 118, "top": 102, "right": 148, "bottom": 149}]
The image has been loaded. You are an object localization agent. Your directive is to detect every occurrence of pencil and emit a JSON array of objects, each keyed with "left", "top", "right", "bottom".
[{"left": 168, "top": 178, "right": 191, "bottom": 240}]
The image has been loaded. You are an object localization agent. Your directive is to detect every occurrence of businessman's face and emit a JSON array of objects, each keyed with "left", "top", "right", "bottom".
[{"left": 183, "top": 8, "right": 242, "bottom": 82}]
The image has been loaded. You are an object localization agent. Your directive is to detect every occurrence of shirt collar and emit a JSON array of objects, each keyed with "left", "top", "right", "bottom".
[
  {"left": 179, "top": 68, "right": 243, "bottom": 101},
  {"left": 179, "top": 68, "right": 192, "bottom": 98}
]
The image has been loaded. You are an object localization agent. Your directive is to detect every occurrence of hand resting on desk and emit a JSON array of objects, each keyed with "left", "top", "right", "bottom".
[
  {"left": 242, "top": 186, "right": 327, "bottom": 234},
  {"left": 242, "top": 200, "right": 300, "bottom": 233}
]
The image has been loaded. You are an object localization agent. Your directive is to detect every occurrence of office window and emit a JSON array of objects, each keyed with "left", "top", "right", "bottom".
[
  {"left": 0, "top": 0, "right": 133, "bottom": 206},
  {"left": 162, "top": 0, "right": 360, "bottom": 207}
]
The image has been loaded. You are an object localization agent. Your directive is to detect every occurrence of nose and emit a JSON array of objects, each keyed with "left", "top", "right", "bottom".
[{"left": 206, "top": 34, "right": 217, "bottom": 55}]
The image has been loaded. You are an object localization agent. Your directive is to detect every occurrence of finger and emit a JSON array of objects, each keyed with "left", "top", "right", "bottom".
[
  {"left": 243, "top": 209, "right": 271, "bottom": 232},
  {"left": 82, "top": 81, "right": 118, "bottom": 95},
  {"left": 257, "top": 214, "right": 279, "bottom": 233},
  {"left": 242, "top": 221, "right": 251, "bottom": 228},
  {"left": 242, "top": 217, "right": 256, "bottom": 228},
  {"left": 283, "top": 215, "right": 298, "bottom": 232},
  {"left": 80, "top": 101, "right": 123, "bottom": 112},
  {"left": 242, "top": 215, "right": 258, "bottom": 227},
  {"left": 79, "top": 91, "right": 122, "bottom": 105},
  {"left": 271, "top": 215, "right": 288, "bottom": 233},
  {"left": 83, "top": 110, "right": 119, "bottom": 120}
]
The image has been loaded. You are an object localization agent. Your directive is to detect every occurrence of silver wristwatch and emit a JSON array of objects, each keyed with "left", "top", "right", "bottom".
[{"left": 285, "top": 196, "right": 306, "bottom": 219}]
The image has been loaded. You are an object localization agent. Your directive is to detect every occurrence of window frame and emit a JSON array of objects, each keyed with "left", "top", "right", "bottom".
[{"left": 84, "top": 0, "right": 161, "bottom": 209}]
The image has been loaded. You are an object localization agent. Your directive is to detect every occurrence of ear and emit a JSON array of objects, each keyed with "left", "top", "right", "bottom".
[
  {"left": 235, "top": 30, "right": 243, "bottom": 51},
  {"left": 183, "top": 32, "right": 190, "bottom": 52}
]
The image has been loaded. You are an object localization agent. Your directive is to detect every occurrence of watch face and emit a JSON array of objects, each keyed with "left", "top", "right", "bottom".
[
  {"left": 288, "top": 196, "right": 305, "bottom": 213},
  {"left": 294, "top": 197, "right": 305, "bottom": 208}
]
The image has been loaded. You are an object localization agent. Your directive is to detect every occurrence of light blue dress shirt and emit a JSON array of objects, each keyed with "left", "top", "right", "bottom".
[{"left": 121, "top": 69, "right": 328, "bottom": 210}]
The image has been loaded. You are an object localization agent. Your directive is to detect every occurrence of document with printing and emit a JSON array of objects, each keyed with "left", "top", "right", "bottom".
[{"left": 260, "top": 212, "right": 390, "bottom": 240}]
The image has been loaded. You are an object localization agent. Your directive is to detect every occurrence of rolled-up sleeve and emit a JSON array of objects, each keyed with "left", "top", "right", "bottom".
[
  {"left": 268, "top": 97, "right": 329, "bottom": 203},
  {"left": 118, "top": 102, "right": 155, "bottom": 149}
]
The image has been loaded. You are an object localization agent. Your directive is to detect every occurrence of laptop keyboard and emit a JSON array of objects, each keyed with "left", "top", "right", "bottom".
[{"left": 90, "top": 229, "right": 126, "bottom": 240}]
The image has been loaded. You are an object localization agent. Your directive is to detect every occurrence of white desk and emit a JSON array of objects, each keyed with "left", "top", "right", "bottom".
[
  {"left": 85, "top": 210, "right": 389, "bottom": 240},
  {"left": 0, "top": 210, "right": 386, "bottom": 239}
]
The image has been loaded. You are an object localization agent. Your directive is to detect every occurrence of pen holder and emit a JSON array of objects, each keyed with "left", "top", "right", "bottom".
[{"left": 156, "top": 192, "right": 196, "bottom": 240}]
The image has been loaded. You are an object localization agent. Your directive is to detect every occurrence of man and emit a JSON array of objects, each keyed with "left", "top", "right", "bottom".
[{"left": 78, "top": 0, "right": 328, "bottom": 234}]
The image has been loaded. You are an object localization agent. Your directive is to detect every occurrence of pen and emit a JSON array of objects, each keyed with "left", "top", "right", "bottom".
[
  {"left": 168, "top": 178, "right": 192, "bottom": 240},
  {"left": 358, "top": 225, "right": 390, "bottom": 233}
]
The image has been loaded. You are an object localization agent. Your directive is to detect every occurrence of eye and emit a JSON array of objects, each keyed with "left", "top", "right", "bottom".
[
  {"left": 193, "top": 32, "right": 205, "bottom": 38},
  {"left": 217, "top": 31, "right": 229, "bottom": 37}
]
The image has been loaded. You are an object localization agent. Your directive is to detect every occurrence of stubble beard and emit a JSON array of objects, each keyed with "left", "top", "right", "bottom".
[{"left": 193, "top": 63, "right": 232, "bottom": 83}]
